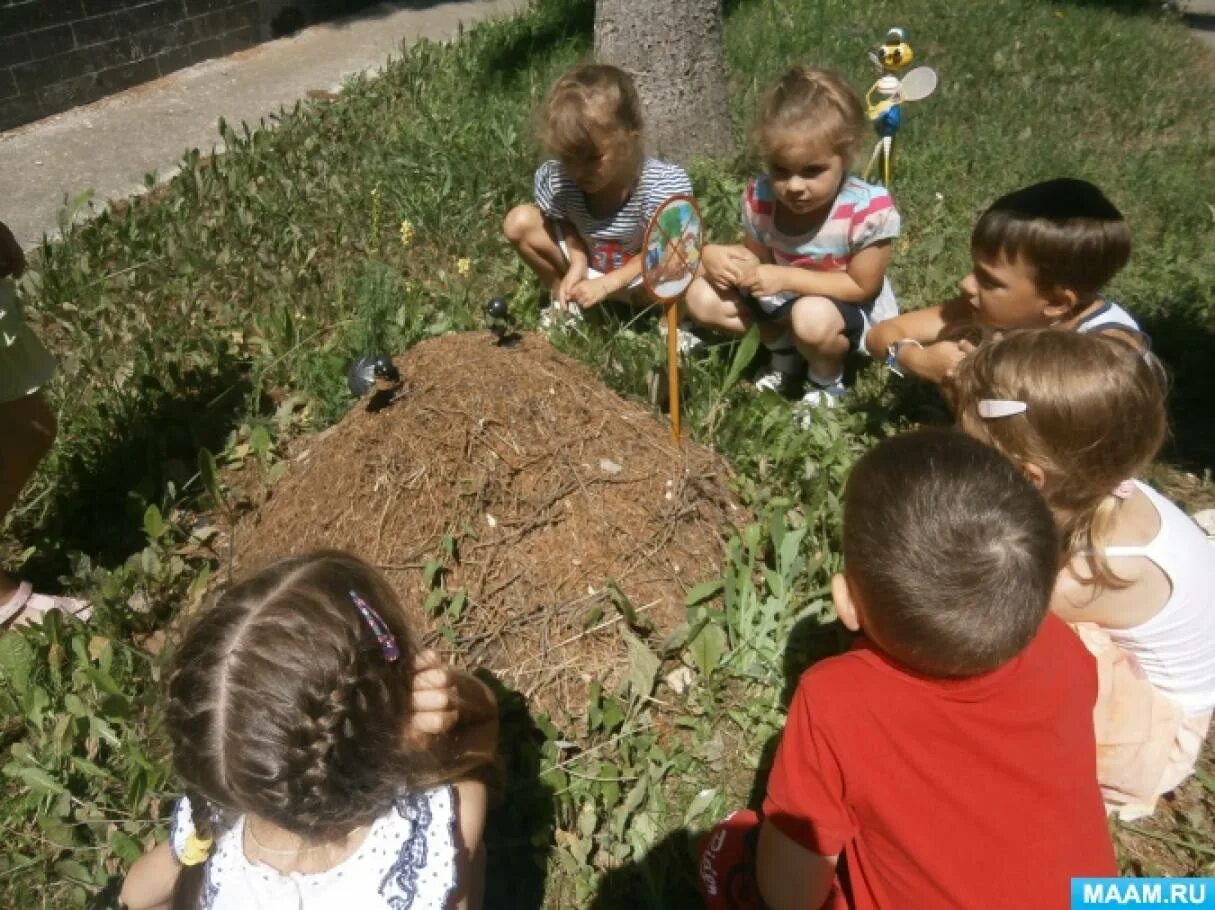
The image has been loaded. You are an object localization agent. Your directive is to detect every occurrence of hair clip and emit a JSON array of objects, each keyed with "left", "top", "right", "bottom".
[
  {"left": 348, "top": 590, "right": 400, "bottom": 662},
  {"left": 976, "top": 398, "right": 1027, "bottom": 419},
  {"left": 1112, "top": 480, "right": 1136, "bottom": 500},
  {"left": 178, "top": 832, "right": 213, "bottom": 867}
]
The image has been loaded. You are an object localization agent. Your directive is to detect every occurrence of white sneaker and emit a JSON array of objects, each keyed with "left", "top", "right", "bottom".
[
  {"left": 658, "top": 319, "right": 705, "bottom": 355},
  {"left": 753, "top": 347, "right": 801, "bottom": 398},
  {"left": 754, "top": 368, "right": 800, "bottom": 397},
  {"left": 794, "top": 380, "right": 847, "bottom": 428}
]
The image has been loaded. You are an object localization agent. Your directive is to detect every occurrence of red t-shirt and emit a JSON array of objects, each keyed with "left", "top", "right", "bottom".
[{"left": 763, "top": 614, "right": 1116, "bottom": 909}]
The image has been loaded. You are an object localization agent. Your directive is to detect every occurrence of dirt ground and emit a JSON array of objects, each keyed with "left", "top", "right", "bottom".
[{"left": 230, "top": 331, "right": 745, "bottom": 719}]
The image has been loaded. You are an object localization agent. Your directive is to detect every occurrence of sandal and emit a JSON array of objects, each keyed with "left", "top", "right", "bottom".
[{"left": 0, "top": 581, "right": 92, "bottom": 628}]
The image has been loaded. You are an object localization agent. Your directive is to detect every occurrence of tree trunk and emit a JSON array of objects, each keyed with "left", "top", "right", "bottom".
[{"left": 594, "top": 0, "right": 733, "bottom": 165}]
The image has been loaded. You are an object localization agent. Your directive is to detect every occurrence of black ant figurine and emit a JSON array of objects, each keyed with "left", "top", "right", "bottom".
[
  {"left": 347, "top": 354, "right": 404, "bottom": 413},
  {"left": 485, "top": 297, "right": 520, "bottom": 347}
]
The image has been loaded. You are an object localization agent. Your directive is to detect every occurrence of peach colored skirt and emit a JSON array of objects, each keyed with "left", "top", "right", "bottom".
[{"left": 1073, "top": 623, "right": 1212, "bottom": 821}]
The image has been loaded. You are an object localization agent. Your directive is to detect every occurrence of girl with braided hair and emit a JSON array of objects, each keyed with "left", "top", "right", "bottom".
[{"left": 120, "top": 551, "right": 498, "bottom": 910}]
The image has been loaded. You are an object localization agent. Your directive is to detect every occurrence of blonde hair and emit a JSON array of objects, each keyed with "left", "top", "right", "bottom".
[
  {"left": 755, "top": 66, "right": 866, "bottom": 162},
  {"left": 537, "top": 64, "right": 643, "bottom": 165},
  {"left": 952, "top": 331, "right": 1167, "bottom": 589}
]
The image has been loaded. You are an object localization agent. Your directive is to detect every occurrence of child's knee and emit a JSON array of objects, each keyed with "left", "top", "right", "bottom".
[
  {"left": 502, "top": 204, "right": 543, "bottom": 246},
  {"left": 685, "top": 277, "right": 722, "bottom": 318},
  {"left": 791, "top": 296, "right": 843, "bottom": 345}
]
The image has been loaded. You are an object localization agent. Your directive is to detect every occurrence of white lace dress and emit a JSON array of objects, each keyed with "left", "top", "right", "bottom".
[{"left": 169, "top": 787, "right": 458, "bottom": 909}]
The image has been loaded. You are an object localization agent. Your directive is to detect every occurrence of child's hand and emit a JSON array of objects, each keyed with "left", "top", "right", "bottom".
[
  {"left": 0, "top": 221, "right": 25, "bottom": 280},
  {"left": 909, "top": 340, "right": 974, "bottom": 384},
  {"left": 742, "top": 264, "right": 793, "bottom": 299},
  {"left": 410, "top": 650, "right": 463, "bottom": 736},
  {"left": 555, "top": 263, "right": 587, "bottom": 307},
  {"left": 702, "top": 245, "right": 758, "bottom": 287},
  {"left": 568, "top": 276, "right": 611, "bottom": 309},
  {"left": 408, "top": 650, "right": 498, "bottom": 736}
]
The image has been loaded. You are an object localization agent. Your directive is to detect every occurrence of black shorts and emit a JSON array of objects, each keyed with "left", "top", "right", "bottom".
[{"left": 743, "top": 294, "right": 868, "bottom": 351}]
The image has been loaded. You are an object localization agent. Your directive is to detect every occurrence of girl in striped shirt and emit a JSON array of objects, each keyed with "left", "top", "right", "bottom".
[
  {"left": 503, "top": 65, "right": 692, "bottom": 324},
  {"left": 687, "top": 67, "right": 901, "bottom": 416}
]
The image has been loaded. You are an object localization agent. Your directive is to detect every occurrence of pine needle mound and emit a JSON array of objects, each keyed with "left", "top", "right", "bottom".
[{"left": 233, "top": 332, "right": 743, "bottom": 718}]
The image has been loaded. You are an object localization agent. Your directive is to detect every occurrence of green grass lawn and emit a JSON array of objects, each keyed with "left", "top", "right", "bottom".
[{"left": 1, "top": 0, "right": 1213, "bottom": 905}]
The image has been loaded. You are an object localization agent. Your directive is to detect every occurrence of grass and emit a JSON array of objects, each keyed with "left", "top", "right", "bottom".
[{"left": 0, "top": 0, "right": 1213, "bottom": 905}]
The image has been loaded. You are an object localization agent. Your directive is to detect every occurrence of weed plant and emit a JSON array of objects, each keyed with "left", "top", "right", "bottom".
[{"left": 1, "top": 0, "right": 1212, "bottom": 904}]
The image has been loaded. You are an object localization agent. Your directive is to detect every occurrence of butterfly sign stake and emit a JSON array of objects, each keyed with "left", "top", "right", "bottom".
[
  {"left": 640, "top": 194, "right": 704, "bottom": 444},
  {"left": 862, "top": 28, "right": 939, "bottom": 187}
]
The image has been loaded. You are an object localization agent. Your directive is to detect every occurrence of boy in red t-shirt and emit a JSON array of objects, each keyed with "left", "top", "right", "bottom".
[{"left": 700, "top": 428, "right": 1116, "bottom": 910}]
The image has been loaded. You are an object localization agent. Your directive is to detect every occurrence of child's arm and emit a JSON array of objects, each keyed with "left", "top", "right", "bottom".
[
  {"left": 756, "top": 819, "right": 838, "bottom": 910},
  {"left": 449, "top": 777, "right": 489, "bottom": 910},
  {"left": 741, "top": 241, "right": 892, "bottom": 304},
  {"left": 554, "top": 222, "right": 589, "bottom": 306},
  {"left": 568, "top": 254, "right": 643, "bottom": 309},
  {"left": 865, "top": 304, "right": 948, "bottom": 357},
  {"left": 867, "top": 297, "right": 980, "bottom": 384},
  {"left": 120, "top": 841, "right": 180, "bottom": 910},
  {"left": 1050, "top": 552, "right": 1164, "bottom": 630}
]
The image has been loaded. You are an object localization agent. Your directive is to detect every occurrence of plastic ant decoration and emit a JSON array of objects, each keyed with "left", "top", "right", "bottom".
[
  {"left": 861, "top": 28, "right": 938, "bottom": 187},
  {"left": 347, "top": 354, "right": 403, "bottom": 412},
  {"left": 485, "top": 297, "right": 520, "bottom": 347}
]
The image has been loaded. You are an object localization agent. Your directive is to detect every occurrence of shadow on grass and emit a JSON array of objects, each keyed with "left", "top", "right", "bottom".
[
  {"left": 587, "top": 827, "right": 702, "bottom": 909},
  {"left": 478, "top": 0, "right": 594, "bottom": 86},
  {"left": 271, "top": 0, "right": 476, "bottom": 39},
  {"left": 482, "top": 675, "right": 556, "bottom": 910},
  {"left": 584, "top": 616, "right": 851, "bottom": 910},
  {"left": 1144, "top": 311, "right": 1215, "bottom": 477},
  {"left": 16, "top": 362, "right": 253, "bottom": 588},
  {"left": 1043, "top": 0, "right": 1172, "bottom": 14}
]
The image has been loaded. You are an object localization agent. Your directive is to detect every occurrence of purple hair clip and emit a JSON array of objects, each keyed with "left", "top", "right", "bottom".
[{"left": 348, "top": 590, "right": 400, "bottom": 662}]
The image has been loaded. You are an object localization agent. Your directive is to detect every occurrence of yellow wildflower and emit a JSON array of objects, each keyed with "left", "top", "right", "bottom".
[
  {"left": 399, "top": 220, "right": 414, "bottom": 247},
  {"left": 456, "top": 257, "right": 471, "bottom": 278}
]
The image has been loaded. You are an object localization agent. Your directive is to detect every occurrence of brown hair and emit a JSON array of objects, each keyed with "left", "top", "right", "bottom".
[
  {"left": 844, "top": 428, "right": 1059, "bottom": 677},
  {"left": 755, "top": 66, "right": 866, "bottom": 162},
  {"left": 952, "top": 331, "right": 1167, "bottom": 589},
  {"left": 971, "top": 178, "right": 1131, "bottom": 303},
  {"left": 537, "top": 63, "right": 643, "bottom": 165},
  {"left": 166, "top": 551, "right": 476, "bottom": 908}
]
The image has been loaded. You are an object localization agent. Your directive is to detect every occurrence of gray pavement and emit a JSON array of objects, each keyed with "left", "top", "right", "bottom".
[
  {"left": 0, "top": 0, "right": 524, "bottom": 250},
  {"left": 1181, "top": 0, "right": 1215, "bottom": 50}
]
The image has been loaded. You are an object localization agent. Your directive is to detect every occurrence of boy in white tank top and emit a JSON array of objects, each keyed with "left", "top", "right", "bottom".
[{"left": 869, "top": 178, "right": 1148, "bottom": 385}]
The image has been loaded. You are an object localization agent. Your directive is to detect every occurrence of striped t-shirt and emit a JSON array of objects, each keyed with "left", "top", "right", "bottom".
[
  {"left": 742, "top": 174, "right": 900, "bottom": 271},
  {"left": 534, "top": 157, "right": 692, "bottom": 274}
]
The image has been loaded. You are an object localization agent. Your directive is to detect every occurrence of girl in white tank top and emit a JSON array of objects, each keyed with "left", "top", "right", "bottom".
[{"left": 952, "top": 330, "right": 1214, "bottom": 819}]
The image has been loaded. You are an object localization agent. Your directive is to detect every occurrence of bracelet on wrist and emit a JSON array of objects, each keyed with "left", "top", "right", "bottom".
[{"left": 884, "top": 338, "right": 923, "bottom": 378}]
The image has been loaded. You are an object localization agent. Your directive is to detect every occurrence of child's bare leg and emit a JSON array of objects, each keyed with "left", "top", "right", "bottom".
[
  {"left": 789, "top": 297, "right": 849, "bottom": 384},
  {"left": 0, "top": 391, "right": 56, "bottom": 601},
  {"left": 503, "top": 204, "right": 567, "bottom": 294},
  {"left": 685, "top": 277, "right": 754, "bottom": 335}
]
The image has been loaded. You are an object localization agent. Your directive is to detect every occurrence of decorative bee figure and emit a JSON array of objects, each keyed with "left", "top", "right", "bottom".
[
  {"left": 862, "top": 28, "right": 938, "bottom": 187},
  {"left": 870, "top": 27, "right": 914, "bottom": 74}
]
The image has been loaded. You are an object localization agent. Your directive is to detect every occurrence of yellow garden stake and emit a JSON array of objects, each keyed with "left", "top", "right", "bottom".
[
  {"left": 862, "top": 28, "right": 939, "bottom": 187},
  {"left": 640, "top": 195, "right": 704, "bottom": 444}
]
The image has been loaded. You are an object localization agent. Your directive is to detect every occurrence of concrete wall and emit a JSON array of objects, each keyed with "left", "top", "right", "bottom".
[{"left": 0, "top": 1, "right": 376, "bottom": 132}]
